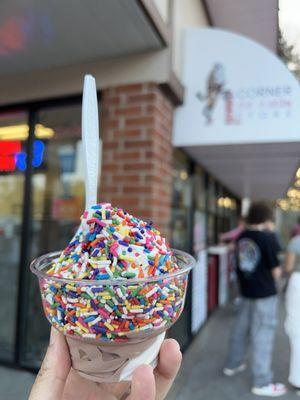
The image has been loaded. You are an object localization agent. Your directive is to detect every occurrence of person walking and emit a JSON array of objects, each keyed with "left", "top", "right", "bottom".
[
  {"left": 223, "top": 202, "right": 286, "bottom": 397},
  {"left": 285, "top": 233, "right": 300, "bottom": 395},
  {"left": 289, "top": 217, "right": 300, "bottom": 239}
]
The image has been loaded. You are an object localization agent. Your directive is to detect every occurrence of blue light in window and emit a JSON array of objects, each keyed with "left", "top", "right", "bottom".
[
  {"left": 15, "top": 140, "right": 45, "bottom": 171},
  {"left": 15, "top": 152, "right": 27, "bottom": 171},
  {"left": 32, "top": 140, "right": 45, "bottom": 167}
]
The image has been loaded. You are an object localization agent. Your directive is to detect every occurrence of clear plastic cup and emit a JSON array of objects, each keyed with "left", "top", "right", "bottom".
[{"left": 30, "top": 249, "right": 195, "bottom": 382}]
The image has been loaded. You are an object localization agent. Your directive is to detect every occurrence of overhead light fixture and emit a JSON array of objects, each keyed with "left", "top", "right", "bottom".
[
  {"left": 179, "top": 170, "right": 188, "bottom": 181},
  {"left": 296, "top": 168, "right": 300, "bottom": 179},
  {"left": 223, "top": 197, "right": 232, "bottom": 208},
  {"left": 277, "top": 196, "right": 300, "bottom": 211},
  {"left": 0, "top": 124, "right": 54, "bottom": 140}
]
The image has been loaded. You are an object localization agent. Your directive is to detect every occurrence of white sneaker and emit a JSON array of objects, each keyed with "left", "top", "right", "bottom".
[
  {"left": 223, "top": 363, "right": 247, "bottom": 377},
  {"left": 251, "top": 383, "right": 287, "bottom": 397}
]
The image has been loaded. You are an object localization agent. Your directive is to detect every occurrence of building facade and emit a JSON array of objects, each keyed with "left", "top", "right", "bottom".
[{"left": 0, "top": 0, "right": 241, "bottom": 370}]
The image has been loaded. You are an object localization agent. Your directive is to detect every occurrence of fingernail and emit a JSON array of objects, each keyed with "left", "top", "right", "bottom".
[
  {"left": 169, "top": 339, "right": 180, "bottom": 351},
  {"left": 174, "top": 341, "right": 180, "bottom": 351}
]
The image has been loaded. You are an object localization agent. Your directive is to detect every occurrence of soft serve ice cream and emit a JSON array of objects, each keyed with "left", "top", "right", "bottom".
[
  {"left": 35, "top": 203, "right": 190, "bottom": 382},
  {"left": 48, "top": 203, "right": 178, "bottom": 282}
]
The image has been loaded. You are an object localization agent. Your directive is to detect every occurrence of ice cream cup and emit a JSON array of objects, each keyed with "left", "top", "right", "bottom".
[{"left": 30, "top": 249, "right": 195, "bottom": 382}]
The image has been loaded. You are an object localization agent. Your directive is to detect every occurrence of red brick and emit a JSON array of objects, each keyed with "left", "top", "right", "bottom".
[
  {"left": 136, "top": 210, "right": 153, "bottom": 219},
  {"left": 103, "top": 97, "right": 120, "bottom": 106},
  {"left": 101, "top": 84, "right": 173, "bottom": 237},
  {"left": 127, "top": 93, "right": 157, "bottom": 104},
  {"left": 125, "top": 116, "right": 155, "bottom": 127},
  {"left": 124, "top": 140, "right": 152, "bottom": 148},
  {"left": 115, "top": 152, "right": 140, "bottom": 161},
  {"left": 103, "top": 164, "right": 120, "bottom": 172},
  {"left": 123, "top": 162, "right": 154, "bottom": 171},
  {"left": 113, "top": 174, "right": 141, "bottom": 182},
  {"left": 113, "top": 129, "right": 142, "bottom": 138},
  {"left": 122, "top": 186, "right": 152, "bottom": 194},
  {"left": 104, "top": 142, "right": 120, "bottom": 150},
  {"left": 115, "top": 84, "right": 144, "bottom": 93},
  {"left": 115, "top": 106, "right": 142, "bottom": 116},
  {"left": 112, "top": 197, "right": 139, "bottom": 207},
  {"left": 101, "top": 119, "right": 119, "bottom": 129}
]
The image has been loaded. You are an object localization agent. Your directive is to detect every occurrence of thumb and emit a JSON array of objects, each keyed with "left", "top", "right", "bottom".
[{"left": 29, "top": 328, "right": 71, "bottom": 400}]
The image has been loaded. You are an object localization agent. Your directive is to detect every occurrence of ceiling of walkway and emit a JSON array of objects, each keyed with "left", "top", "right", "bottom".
[{"left": 186, "top": 142, "right": 300, "bottom": 199}]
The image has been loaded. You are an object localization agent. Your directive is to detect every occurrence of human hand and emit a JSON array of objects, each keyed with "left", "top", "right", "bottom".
[{"left": 29, "top": 328, "right": 182, "bottom": 400}]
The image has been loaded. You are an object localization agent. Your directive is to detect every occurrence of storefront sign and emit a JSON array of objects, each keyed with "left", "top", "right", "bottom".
[
  {"left": 0, "top": 141, "right": 21, "bottom": 171},
  {"left": 0, "top": 139, "right": 45, "bottom": 172},
  {"left": 218, "top": 250, "right": 229, "bottom": 306},
  {"left": 174, "top": 28, "right": 300, "bottom": 146},
  {"left": 191, "top": 249, "right": 208, "bottom": 334}
]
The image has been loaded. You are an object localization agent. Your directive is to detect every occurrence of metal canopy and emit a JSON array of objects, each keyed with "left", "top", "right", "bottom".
[
  {"left": 186, "top": 142, "right": 299, "bottom": 199},
  {"left": 0, "top": 0, "right": 164, "bottom": 76}
]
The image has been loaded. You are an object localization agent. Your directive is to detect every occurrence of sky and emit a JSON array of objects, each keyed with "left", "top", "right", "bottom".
[{"left": 279, "top": 0, "right": 300, "bottom": 55}]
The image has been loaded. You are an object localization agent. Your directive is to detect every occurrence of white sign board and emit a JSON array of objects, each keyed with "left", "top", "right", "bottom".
[
  {"left": 218, "top": 251, "right": 229, "bottom": 306},
  {"left": 192, "top": 249, "right": 208, "bottom": 334},
  {"left": 174, "top": 28, "right": 300, "bottom": 146}
]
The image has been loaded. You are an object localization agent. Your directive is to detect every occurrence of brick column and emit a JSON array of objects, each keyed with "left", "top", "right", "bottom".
[{"left": 99, "top": 83, "right": 173, "bottom": 239}]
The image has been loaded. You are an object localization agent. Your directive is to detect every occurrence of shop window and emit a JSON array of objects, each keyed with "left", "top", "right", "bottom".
[
  {"left": 170, "top": 150, "right": 192, "bottom": 348},
  {"left": 193, "top": 166, "right": 206, "bottom": 253},
  {"left": 208, "top": 176, "right": 216, "bottom": 214},
  {"left": 171, "top": 151, "right": 192, "bottom": 251},
  {"left": 0, "top": 111, "right": 28, "bottom": 361},
  {"left": 22, "top": 103, "right": 92, "bottom": 366}
]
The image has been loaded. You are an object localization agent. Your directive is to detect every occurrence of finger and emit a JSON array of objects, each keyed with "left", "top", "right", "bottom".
[
  {"left": 154, "top": 339, "right": 182, "bottom": 400},
  {"left": 129, "top": 365, "right": 155, "bottom": 400},
  {"left": 63, "top": 368, "right": 131, "bottom": 400},
  {"left": 29, "top": 328, "right": 71, "bottom": 400},
  {"left": 62, "top": 369, "right": 115, "bottom": 400}
]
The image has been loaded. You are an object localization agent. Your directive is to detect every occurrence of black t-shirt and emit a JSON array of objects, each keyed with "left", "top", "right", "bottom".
[
  {"left": 236, "top": 229, "right": 279, "bottom": 299},
  {"left": 265, "top": 231, "right": 282, "bottom": 256}
]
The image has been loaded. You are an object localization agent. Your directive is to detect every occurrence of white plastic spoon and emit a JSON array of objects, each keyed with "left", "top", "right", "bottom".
[
  {"left": 72, "top": 75, "right": 100, "bottom": 239},
  {"left": 82, "top": 74, "right": 100, "bottom": 210}
]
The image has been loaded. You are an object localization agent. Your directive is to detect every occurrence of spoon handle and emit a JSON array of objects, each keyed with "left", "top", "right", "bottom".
[{"left": 82, "top": 75, "right": 99, "bottom": 210}]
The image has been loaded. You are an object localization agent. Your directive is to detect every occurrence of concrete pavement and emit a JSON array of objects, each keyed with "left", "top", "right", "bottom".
[
  {"left": 168, "top": 298, "right": 298, "bottom": 400},
  {"left": 0, "top": 366, "right": 35, "bottom": 400}
]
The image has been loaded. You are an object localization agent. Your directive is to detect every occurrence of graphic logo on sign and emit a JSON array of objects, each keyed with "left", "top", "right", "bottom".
[{"left": 196, "top": 63, "right": 235, "bottom": 125}]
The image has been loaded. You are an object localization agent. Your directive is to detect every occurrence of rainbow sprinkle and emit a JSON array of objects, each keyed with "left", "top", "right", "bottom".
[{"left": 39, "top": 203, "right": 189, "bottom": 342}]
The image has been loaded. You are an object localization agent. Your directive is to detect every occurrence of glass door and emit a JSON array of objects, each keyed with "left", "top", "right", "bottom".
[
  {"left": 0, "top": 111, "right": 28, "bottom": 361},
  {"left": 22, "top": 103, "right": 86, "bottom": 366}
]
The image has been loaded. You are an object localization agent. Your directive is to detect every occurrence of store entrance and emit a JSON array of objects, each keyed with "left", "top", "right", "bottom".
[
  {"left": 0, "top": 99, "right": 88, "bottom": 369},
  {"left": 0, "top": 111, "right": 28, "bottom": 362}
]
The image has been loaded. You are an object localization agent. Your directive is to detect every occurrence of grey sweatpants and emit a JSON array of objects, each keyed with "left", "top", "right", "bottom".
[{"left": 226, "top": 296, "right": 278, "bottom": 387}]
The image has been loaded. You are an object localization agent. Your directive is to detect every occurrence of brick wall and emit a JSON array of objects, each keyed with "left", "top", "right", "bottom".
[{"left": 99, "top": 83, "right": 174, "bottom": 239}]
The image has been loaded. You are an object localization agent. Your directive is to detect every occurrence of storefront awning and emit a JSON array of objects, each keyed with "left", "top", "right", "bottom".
[
  {"left": 174, "top": 27, "right": 300, "bottom": 200},
  {"left": 0, "top": 0, "right": 168, "bottom": 76}
]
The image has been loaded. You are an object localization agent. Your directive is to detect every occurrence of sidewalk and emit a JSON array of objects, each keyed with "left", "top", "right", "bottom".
[
  {"left": 0, "top": 366, "right": 35, "bottom": 400},
  {"left": 168, "top": 298, "right": 298, "bottom": 400}
]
